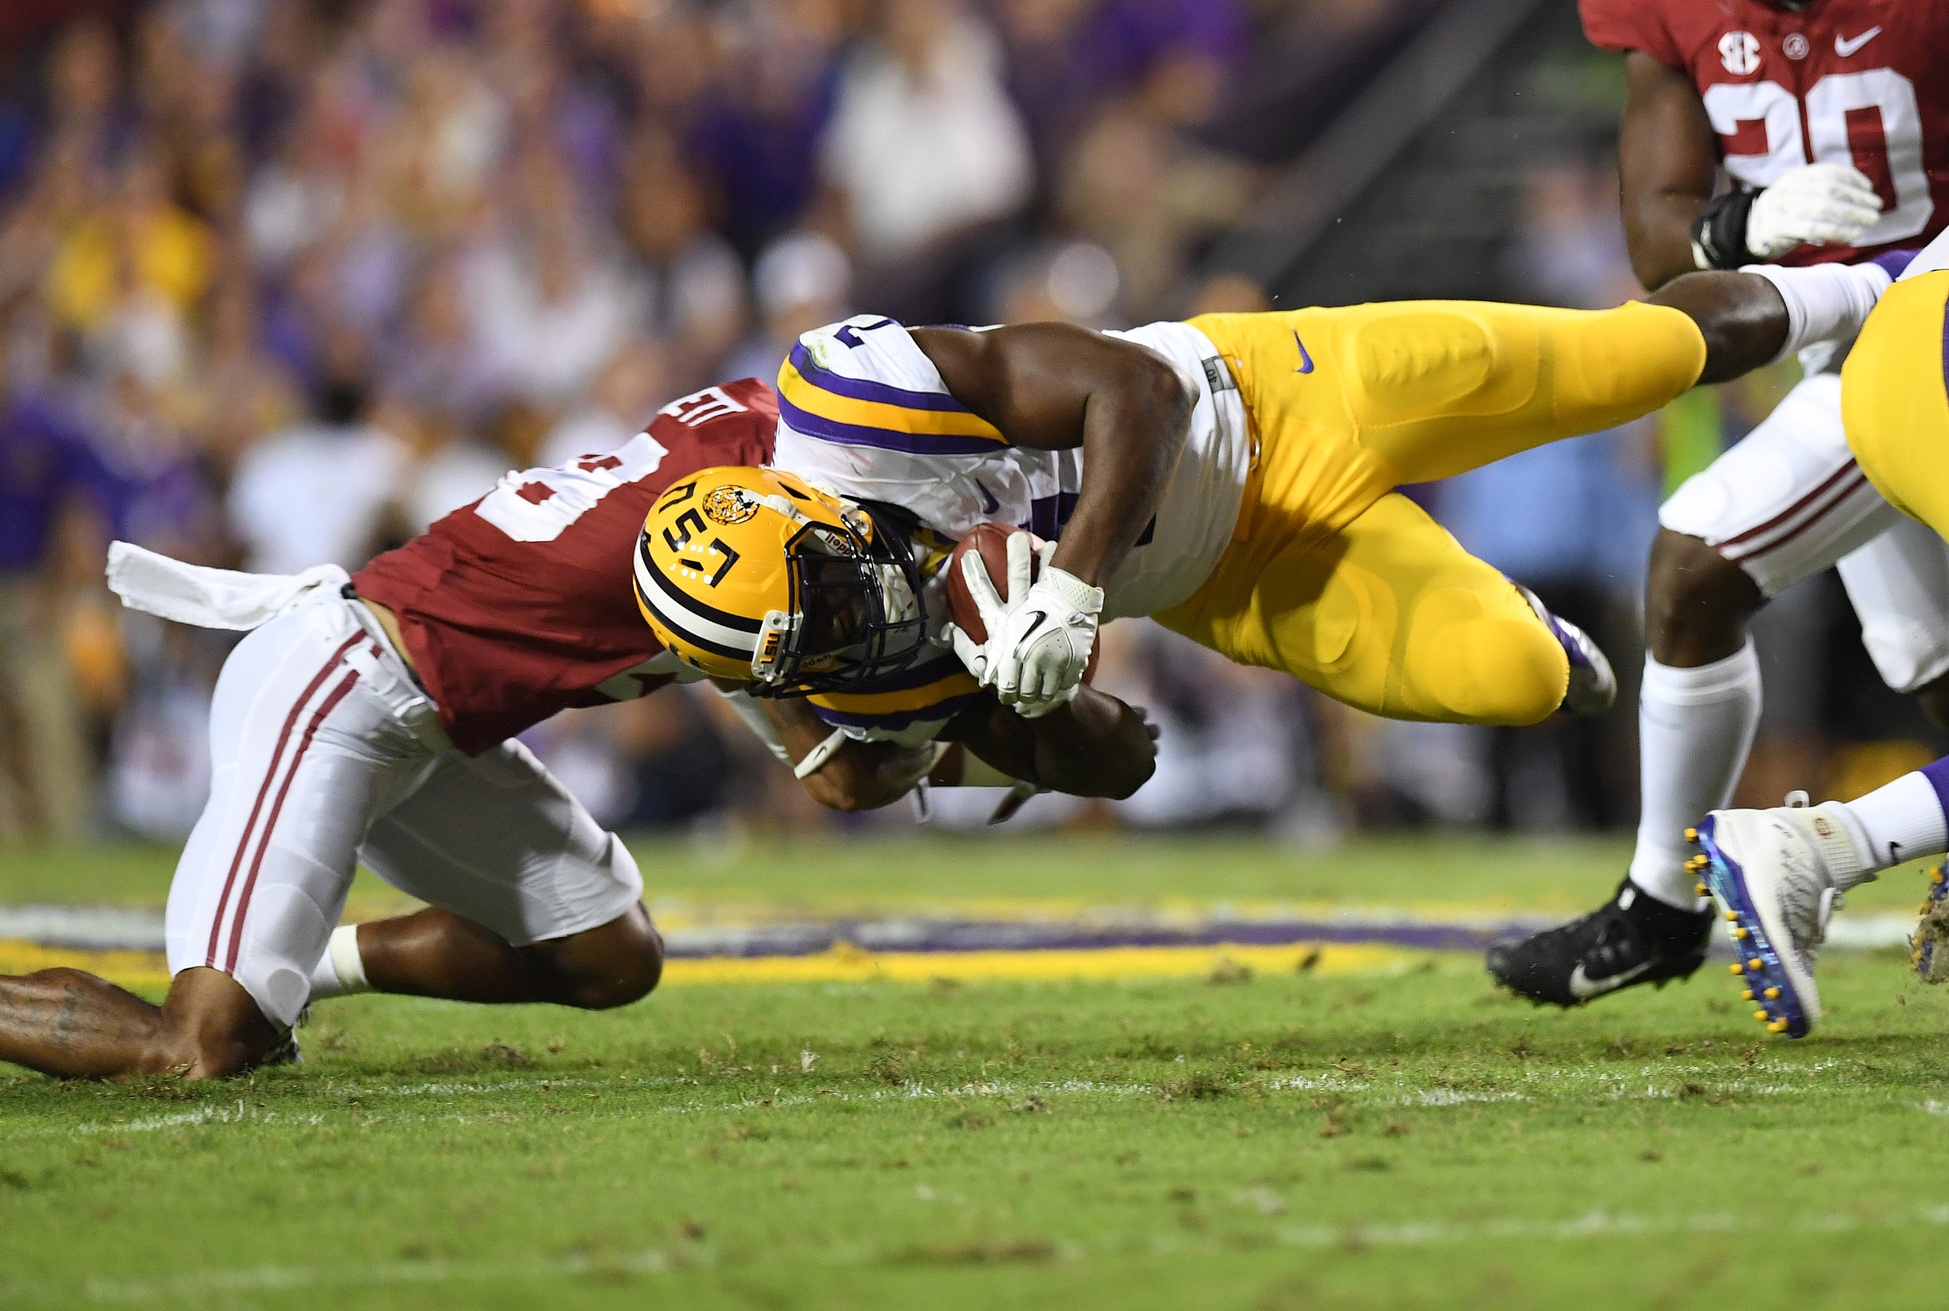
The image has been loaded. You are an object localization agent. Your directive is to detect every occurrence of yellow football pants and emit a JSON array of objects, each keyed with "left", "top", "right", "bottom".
[
  {"left": 1158, "top": 299, "right": 1707, "bottom": 725},
  {"left": 1843, "top": 271, "right": 1949, "bottom": 541}
]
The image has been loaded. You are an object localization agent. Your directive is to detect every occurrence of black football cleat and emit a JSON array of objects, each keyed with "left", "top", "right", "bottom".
[{"left": 1487, "top": 879, "right": 1713, "bottom": 1006}]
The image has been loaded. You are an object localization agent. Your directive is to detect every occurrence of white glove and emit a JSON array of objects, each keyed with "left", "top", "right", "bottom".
[
  {"left": 946, "top": 529, "right": 1038, "bottom": 687},
  {"left": 1746, "top": 163, "right": 1883, "bottom": 257},
  {"left": 987, "top": 560, "right": 1102, "bottom": 719},
  {"left": 945, "top": 532, "right": 1104, "bottom": 719}
]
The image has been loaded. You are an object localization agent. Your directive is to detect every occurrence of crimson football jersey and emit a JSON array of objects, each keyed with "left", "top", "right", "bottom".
[
  {"left": 352, "top": 380, "right": 777, "bottom": 755},
  {"left": 1581, "top": 0, "right": 1949, "bottom": 264}
]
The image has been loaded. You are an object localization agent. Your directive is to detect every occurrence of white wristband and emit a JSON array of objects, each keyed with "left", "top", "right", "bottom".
[
  {"left": 1042, "top": 566, "right": 1104, "bottom": 615},
  {"left": 328, "top": 924, "right": 372, "bottom": 994}
]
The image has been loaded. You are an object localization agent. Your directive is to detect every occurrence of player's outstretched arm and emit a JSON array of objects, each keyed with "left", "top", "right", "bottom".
[
  {"left": 754, "top": 687, "right": 1157, "bottom": 811},
  {"left": 752, "top": 695, "right": 944, "bottom": 812}
]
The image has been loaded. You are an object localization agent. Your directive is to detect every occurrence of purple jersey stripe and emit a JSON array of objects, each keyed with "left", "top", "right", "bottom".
[
  {"left": 820, "top": 654, "right": 969, "bottom": 697},
  {"left": 778, "top": 394, "right": 1004, "bottom": 456},
  {"left": 810, "top": 691, "right": 984, "bottom": 732},
  {"left": 1871, "top": 247, "right": 1920, "bottom": 282},
  {"left": 1919, "top": 756, "right": 1949, "bottom": 825},
  {"left": 787, "top": 342, "right": 970, "bottom": 414}
]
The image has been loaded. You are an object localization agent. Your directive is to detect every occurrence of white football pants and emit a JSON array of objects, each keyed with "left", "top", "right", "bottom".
[
  {"left": 1659, "top": 371, "right": 1949, "bottom": 693},
  {"left": 165, "top": 593, "right": 644, "bottom": 1028}
]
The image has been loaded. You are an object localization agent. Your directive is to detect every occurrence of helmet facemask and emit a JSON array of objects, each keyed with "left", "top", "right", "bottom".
[{"left": 747, "top": 503, "right": 928, "bottom": 697}]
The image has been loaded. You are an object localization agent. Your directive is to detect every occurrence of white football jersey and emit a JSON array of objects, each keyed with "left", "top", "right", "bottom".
[{"left": 769, "top": 315, "right": 1251, "bottom": 621}]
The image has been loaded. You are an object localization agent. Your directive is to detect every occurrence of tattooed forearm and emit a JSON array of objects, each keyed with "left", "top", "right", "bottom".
[{"left": 50, "top": 984, "right": 85, "bottom": 1051}]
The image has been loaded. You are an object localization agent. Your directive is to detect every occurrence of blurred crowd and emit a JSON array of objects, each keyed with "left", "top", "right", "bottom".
[
  {"left": 0, "top": 0, "right": 1309, "bottom": 843},
  {"left": 0, "top": 0, "right": 1918, "bottom": 848}
]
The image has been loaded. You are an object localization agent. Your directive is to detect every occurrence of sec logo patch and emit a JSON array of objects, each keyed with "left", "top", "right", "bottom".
[{"left": 1719, "top": 30, "right": 1761, "bottom": 75}]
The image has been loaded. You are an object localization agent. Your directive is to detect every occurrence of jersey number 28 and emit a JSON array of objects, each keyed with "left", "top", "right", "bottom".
[
  {"left": 472, "top": 387, "right": 750, "bottom": 543},
  {"left": 475, "top": 435, "right": 670, "bottom": 543}
]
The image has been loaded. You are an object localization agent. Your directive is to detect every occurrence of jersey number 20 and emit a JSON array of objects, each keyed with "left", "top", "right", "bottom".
[{"left": 1704, "top": 69, "right": 1932, "bottom": 246}]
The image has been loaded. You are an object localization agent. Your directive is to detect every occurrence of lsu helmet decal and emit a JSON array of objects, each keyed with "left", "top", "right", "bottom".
[{"left": 635, "top": 466, "right": 927, "bottom": 695}]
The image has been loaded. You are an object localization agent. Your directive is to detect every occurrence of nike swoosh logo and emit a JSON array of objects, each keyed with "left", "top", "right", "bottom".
[
  {"left": 1017, "top": 610, "right": 1047, "bottom": 640},
  {"left": 1567, "top": 959, "right": 1654, "bottom": 1000},
  {"left": 974, "top": 480, "right": 1000, "bottom": 514},
  {"left": 1291, "top": 330, "right": 1314, "bottom": 374},
  {"left": 1836, "top": 26, "right": 1880, "bottom": 56}
]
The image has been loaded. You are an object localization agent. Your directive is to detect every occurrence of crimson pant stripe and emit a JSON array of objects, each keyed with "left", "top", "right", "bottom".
[
  {"left": 203, "top": 633, "right": 367, "bottom": 967},
  {"left": 221, "top": 668, "right": 362, "bottom": 975},
  {"left": 1721, "top": 467, "right": 1871, "bottom": 563},
  {"left": 1716, "top": 461, "right": 1866, "bottom": 553}
]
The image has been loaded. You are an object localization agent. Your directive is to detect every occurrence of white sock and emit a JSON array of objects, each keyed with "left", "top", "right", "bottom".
[
  {"left": 1628, "top": 643, "right": 1762, "bottom": 909},
  {"left": 1742, "top": 261, "right": 1892, "bottom": 362},
  {"left": 1833, "top": 770, "right": 1949, "bottom": 880},
  {"left": 306, "top": 924, "right": 372, "bottom": 1000}
]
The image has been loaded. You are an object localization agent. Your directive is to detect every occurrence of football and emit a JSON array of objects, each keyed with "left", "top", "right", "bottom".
[
  {"left": 945, "top": 522, "right": 1035, "bottom": 645},
  {"left": 946, "top": 522, "right": 1097, "bottom": 681}
]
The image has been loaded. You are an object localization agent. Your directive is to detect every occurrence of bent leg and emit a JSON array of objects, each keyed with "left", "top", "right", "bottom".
[
  {"left": 1836, "top": 496, "right": 1949, "bottom": 711},
  {"left": 354, "top": 738, "right": 659, "bottom": 1009},
  {"left": 0, "top": 966, "right": 277, "bottom": 1079},
  {"left": 1162, "top": 493, "right": 1568, "bottom": 726},
  {"left": 1632, "top": 371, "right": 1902, "bottom": 909},
  {"left": 1645, "top": 529, "right": 1764, "bottom": 666},
  {"left": 163, "top": 606, "right": 394, "bottom": 1032},
  {"left": 349, "top": 902, "right": 662, "bottom": 1010},
  {"left": 1, "top": 602, "right": 403, "bottom": 1078}
]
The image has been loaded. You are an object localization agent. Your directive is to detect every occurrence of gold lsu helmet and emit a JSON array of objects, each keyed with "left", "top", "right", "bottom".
[{"left": 634, "top": 466, "right": 927, "bottom": 695}]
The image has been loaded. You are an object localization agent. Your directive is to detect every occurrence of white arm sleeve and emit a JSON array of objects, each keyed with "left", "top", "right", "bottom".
[{"left": 1740, "top": 260, "right": 1892, "bottom": 364}]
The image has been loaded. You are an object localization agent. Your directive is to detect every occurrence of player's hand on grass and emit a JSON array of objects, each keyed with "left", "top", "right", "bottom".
[{"left": 1747, "top": 162, "right": 1883, "bottom": 256}]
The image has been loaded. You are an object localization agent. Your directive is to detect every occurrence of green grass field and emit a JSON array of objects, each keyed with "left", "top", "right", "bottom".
[{"left": 3, "top": 835, "right": 1947, "bottom": 1309}]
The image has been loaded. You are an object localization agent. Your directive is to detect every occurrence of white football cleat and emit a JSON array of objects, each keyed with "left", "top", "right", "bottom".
[{"left": 1689, "top": 792, "right": 1869, "bottom": 1039}]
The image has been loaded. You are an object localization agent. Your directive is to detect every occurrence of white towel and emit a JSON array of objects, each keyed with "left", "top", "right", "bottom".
[{"left": 106, "top": 541, "right": 351, "bottom": 631}]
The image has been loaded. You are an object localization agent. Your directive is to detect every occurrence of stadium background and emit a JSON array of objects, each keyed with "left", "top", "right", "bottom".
[{"left": 1, "top": 0, "right": 1940, "bottom": 849}]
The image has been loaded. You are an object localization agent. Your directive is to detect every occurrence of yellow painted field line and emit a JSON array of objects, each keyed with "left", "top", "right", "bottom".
[
  {"left": 664, "top": 941, "right": 1418, "bottom": 985},
  {"left": 641, "top": 896, "right": 1546, "bottom": 928},
  {"left": 0, "top": 939, "right": 1424, "bottom": 993},
  {"left": 0, "top": 941, "right": 173, "bottom": 992}
]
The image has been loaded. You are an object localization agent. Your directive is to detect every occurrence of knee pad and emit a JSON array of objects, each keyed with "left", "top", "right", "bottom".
[{"left": 1400, "top": 589, "right": 1566, "bottom": 726}]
